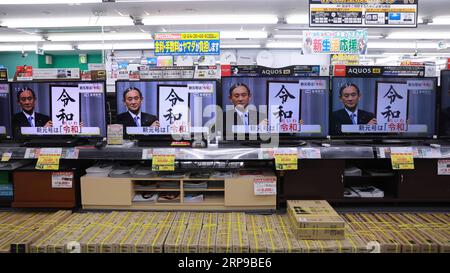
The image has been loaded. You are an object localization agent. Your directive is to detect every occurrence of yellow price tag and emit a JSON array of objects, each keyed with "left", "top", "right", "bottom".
[
  {"left": 36, "top": 155, "right": 61, "bottom": 170},
  {"left": 1, "top": 152, "right": 12, "bottom": 162},
  {"left": 152, "top": 154, "right": 175, "bottom": 171},
  {"left": 391, "top": 149, "right": 414, "bottom": 170},
  {"left": 274, "top": 154, "right": 298, "bottom": 170}
]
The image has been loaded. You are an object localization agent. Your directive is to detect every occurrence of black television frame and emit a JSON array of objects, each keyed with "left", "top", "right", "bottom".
[
  {"left": 115, "top": 78, "right": 220, "bottom": 142},
  {"left": 329, "top": 75, "right": 438, "bottom": 140},
  {"left": 438, "top": 70, "right": 450, "bottom": 139},
  {"left": 10, "top": 80, "right": 107, "bottom": 141},
  {"left": 0, "top": 82, "right": 12, "bottom": 140},
  {"left": 218, "top": 75, "right": 331, "bottom": 141}
]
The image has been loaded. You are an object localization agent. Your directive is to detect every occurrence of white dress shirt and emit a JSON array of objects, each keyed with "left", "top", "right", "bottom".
[
  {"left": 23, "top": 111, "right": 36, "bottom": 127},
  {"left": 128, "top": 111, "right": 142, "bottom": 127}
]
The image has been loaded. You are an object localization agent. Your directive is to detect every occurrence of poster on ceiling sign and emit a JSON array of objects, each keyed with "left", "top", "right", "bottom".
[
  {"left": 303, "top": 29, "right": 368, "bottom": 55},
  {"left": 154, "top": 32, "right": 220, "bottom": 56},
  {"left": 309, "top": 0, "right": 418, "bottom": 28}
]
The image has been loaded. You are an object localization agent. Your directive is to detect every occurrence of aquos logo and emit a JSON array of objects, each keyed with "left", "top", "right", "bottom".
[
  {"left": 347, "top": 67, "right": 382, "bottom": 75},
  {"left": 261, "top": 69, "right": 291, "bottom": 76}
]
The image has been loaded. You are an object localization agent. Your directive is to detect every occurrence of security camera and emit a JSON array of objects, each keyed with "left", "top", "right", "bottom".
[{"left": 21, "top": 52, "right": 28, "bottom": 58}]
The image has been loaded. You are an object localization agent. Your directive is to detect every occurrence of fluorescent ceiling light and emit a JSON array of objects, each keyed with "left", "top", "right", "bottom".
[
  {"left": 368, "top": 42, "right": 436, "bottom": 49},
  {"left": 0, "top": 0, "right": 101, "bottom": 4},
  {"left": 266, "top": 41, "right": 302, "bottom": 48},
  {"left": 78, "top": 42, "right": 155, "bottom": 50},
  {"left": 286, "top": 15, "right": 309, "bottom": 24},
  {"left": 42, "top": 44, "right": 73, "bottom": 51},
  {"left": 387, "top": 32, "right": 450, "bottom": 40},
  {"left": 220, "top": 31, "right": 267, "bottom": 39},
  {"left": 0, "top": 34, "right": 43, "bottom": 42},
  {"left": 220, "top": 44, "right": 261, "bottom": 49},
  {"left": 273, "top": 34, "right": 303, "bottom": 39},
  {"left": 48, "top": 32, "right": 152, "bottom": 41},
  {"left": 143, "top": 15, "right": 278, "bottom": 25},
  {"left": 0, "top": 44, "right": 37, "bottom": 51},
  {"left": 1, "top": 17, "right": 133, "bottom": 28},
  {"left": 430, "top": 16, "right": 450, "bottom": 25}
]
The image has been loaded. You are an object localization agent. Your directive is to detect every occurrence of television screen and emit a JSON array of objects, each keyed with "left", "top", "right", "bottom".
[
  {"left": 220, "top": 76, "right": 329, "bottom": 139},
  {"left": 10, "top": 81, "right": 106, "bottom": 138},
  {"left": 331, "top": 77, "right": 437, "bottom": 138},
  {"left": 115, "top": 80, "right": 217, "bottom": 136},
  {"left": 439, "top": 70, "right": 450, "bottom": 138},
  {"left": 0, "top": 83, "right": 12, "bottom": 137}
]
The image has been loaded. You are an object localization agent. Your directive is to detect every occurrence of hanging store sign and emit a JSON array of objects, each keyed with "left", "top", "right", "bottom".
[
  {"left": 303, "top": 30, "right": 368, "bottom": 55},
  {"left": 154, "top": 32, "right": 220, "bottom": 56},
  {"left": 309, "top": 0, "right": 418, "bottom": 28}
]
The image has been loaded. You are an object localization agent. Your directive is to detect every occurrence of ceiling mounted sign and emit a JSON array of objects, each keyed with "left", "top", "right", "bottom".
[
  {"left": 154, "top": 32, "right": 220, "bottom": 56},
  {"left": 309, "top": 0, "right": 418, "bottom": 28}
]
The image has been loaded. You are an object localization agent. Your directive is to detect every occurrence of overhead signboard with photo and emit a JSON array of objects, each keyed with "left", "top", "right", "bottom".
[{"left": 309, "top": 0, "right": 418, "bottom": 28}]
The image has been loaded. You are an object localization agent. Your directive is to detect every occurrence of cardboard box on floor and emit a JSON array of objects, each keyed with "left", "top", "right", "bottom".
[
  {"left": 287, "top": 200, "right": 345, "bottom": 240},
  {"left": 198, "top": 213, "right": 218, "bottom": 253},
  {"left": 342, "top": 213, "right": 400, "bottom": 253}
]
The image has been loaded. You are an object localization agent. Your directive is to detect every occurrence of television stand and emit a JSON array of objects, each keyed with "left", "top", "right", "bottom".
[
  {"left": 22, "top": 138, "right": 87, "bottom": 147},
  {"left": 345, "top": 139, "right": 413, "bottom": 146}
]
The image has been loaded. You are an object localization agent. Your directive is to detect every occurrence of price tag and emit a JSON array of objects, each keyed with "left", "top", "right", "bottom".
[
  {"left": 390, "top": 147, "right": 414, "bottom": 170},
  {"left": 152, "top": 154, "right": 175, "bottom": 171},
  {"left": 142, "top": 149, "right": 153, "bottom": 160},
  {"left": 107, "top": 124, "right": 124, "bottom": 145},
  {"left": 1, "top": 152, "right": 12, "bottom": 162},
  {"left": 36, "top": 148, "right": 62, "bottom": 170},
  {"left": 64, "top": 148, "right": 79, "bottom": 159},
  {"left": 274, "top": 149, "right": 298, "bottom": 170},
  {"left": 437, "top": 160, "right": 450, "bottom": 175},
  {"left": 52, "top": 172, "right": 73, "bottom": 188},
  {"left": 299, "top": 148, "right": 321, "bottom": 159},
  {"left": 253, "top": 177, "right": 277, "bottom": 196},
  {"left": 25, "top": 148, "right": 40, "bottom": 159}
]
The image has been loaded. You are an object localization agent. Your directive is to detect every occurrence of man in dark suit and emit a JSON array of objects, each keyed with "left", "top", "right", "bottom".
[
  {"left": 224, "top": 83, "right": 266, "bottom": 139},
  {"left": 331, "top": 83, "right": 376, "bottom": 135},
  {"left": 12, "top": 87, "right": 52, "bottom": 137},
  {"left": 117, "top": 87, "right": 159, "bottom": 129}
]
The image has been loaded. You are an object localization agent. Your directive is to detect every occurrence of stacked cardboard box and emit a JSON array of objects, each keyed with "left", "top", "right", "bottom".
[
  {"left": 272, "top": 215, "right": 302, "bottom": 253},
  {"left": 410, "top": 213, "right": 450, "bottom": 253},
  {"left": 287, "top": 200, "right": 346, "bottom": 240},
  {"left": 216, "top": 213, "right": 248, "bottom": 253},
  {"left": 180, "top": 213, "right": 204, "bottom": 253},
  {"left": 0, "top": 211, "right": 71, "bottom": 253},
  {"left": 198, "top": 213, "right": 218, "bottom": 253},
  {"left": 164, "top": 212, "right": 190, "bottom": 253},
  {"left": 246, "top": 215, "right": 267, "bottom": 253},
  {"left": 342, "top": 213, "right": 401, "bottom": 253}
]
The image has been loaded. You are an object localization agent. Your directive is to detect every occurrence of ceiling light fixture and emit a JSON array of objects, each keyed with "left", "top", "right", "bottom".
[
  {"left": 0, "top": 0, "right": 101, "bottom": 4},
  {"left": 142, "top": 14, "right": 278, "bottom": 25},
  {"left": 286, "top": 14, "right": 309, "bottom": 24},
  {"left": 78, "top": 42, "right": 155, "bottom": 50},
  {"left": 1, "top": 16, "right": 133, "bottom": 28},
  {"left": 48, "top": 32, "right": 152, "bottom": 41},
  {"left": 266, "top": 41, "right": 303, "bottom": 48}
]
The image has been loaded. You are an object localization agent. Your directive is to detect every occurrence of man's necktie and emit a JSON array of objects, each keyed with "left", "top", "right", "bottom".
[
  {"left": 351, "top": 113, "right": 357, "bottom": 125},
  {"left": 134, "top": 116, "right": 140, "bottom": 126},
  {"left": 28, "top": 116, "right": 34, "bottom": 127},
  {"left": 243, "top": 113, "right": 248, "bottom": 126}
]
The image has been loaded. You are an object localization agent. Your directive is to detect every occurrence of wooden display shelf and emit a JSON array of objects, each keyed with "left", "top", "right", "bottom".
[
  {"left": 134, "top": 187, "right": 180, "bottom": 192},
  {"left": 183, "top": 188, "right": 225, "bottom": 192}
]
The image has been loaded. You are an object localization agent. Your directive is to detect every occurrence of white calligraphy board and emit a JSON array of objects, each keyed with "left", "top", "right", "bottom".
[
  {"left": 376, "top": 82, "right": 408, "bottom": 125},
  {"left": 158, "top": 85, "right": 190, "bottom": 134},
  {"left": 268, "top": 81, "right": 301, "bottom": 133},
  {"left": 51, "top": 86, "right": 80, "bottom": 128}
]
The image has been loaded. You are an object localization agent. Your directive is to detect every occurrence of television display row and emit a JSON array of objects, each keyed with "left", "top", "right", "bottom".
[{"left": 0, "top": 70, "right": 449, "bottom": 140}]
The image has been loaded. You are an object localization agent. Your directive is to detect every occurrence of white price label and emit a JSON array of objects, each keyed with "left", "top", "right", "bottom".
[
  {"left": 52, "top": 172, "right": 73, "bottom": 189},
  {"left": 438, "top": 160, "right": 450, "bottom": 175},
  {"left": 253, "top": 177, "right": 277, "bottom": 196}
]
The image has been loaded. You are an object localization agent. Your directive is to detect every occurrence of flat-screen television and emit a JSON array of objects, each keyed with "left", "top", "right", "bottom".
[
  {"left": 219, "top": 76, "right": 330, "bottom": 140},
  {"left": 439, "top": 70, "right": 450, "bottom": 138},
  {"left": 0, "top": 83, "right": 12, "bottom": 138},
  {"left": 331, "top": 76, "right": 437, "bottom": 138},
  {"left": 115, "top": 79, "right": 217, "bottom": 139},
  {"left": 10, "top": 81, "right": 107, "bottom": 139}
]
